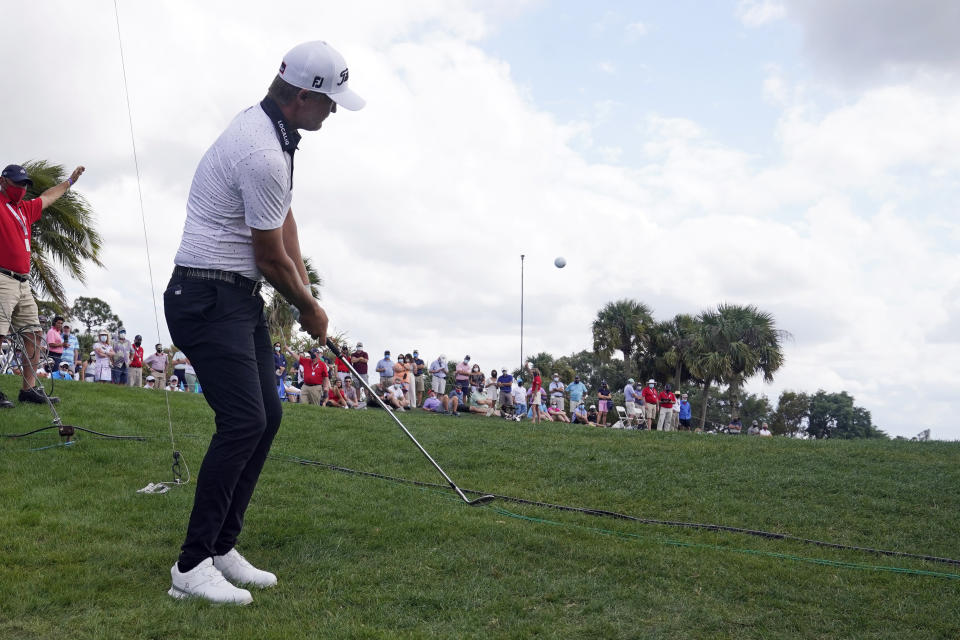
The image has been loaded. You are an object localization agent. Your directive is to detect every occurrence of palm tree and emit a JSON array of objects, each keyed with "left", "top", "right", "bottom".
[
  {"left": 688, "top": 303, "right": 788, "bottom": 428},
  {"left": 23, "top": 161, "right": 104, "bottom": 306},
  {"left": 263, "top": 257, "right": 323, "bottom": 344},
  {"left": 591, "top": 299, "right": 654, "bottom": 371},
  {"left": 647, "top": 313, "right": 699, "bottom": 389}
]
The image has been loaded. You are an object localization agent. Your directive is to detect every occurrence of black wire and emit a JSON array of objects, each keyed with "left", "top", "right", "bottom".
[
  {"left": 270, "top": 453, "right": 960, "bottom": 568},
  {"left": 3, "top": 425, "right": 147, "bottom": 441}
]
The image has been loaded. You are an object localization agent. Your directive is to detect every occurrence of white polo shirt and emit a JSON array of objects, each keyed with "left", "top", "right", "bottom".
[{"left": 174, "top": 102, "right": 294, "bottom": 279}]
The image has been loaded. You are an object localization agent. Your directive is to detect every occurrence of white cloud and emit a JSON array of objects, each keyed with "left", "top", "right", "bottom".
[
  {"left": 597, "top": 61, "right": 616, "bottom": 75},
  {"left": 736, "top": 0, "right": 786, "bottom": 27},
  {"left": 625, "top": 21, "right": 648, "bottom": 39}
]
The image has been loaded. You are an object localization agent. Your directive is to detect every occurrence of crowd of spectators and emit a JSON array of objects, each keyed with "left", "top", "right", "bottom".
[{"left": 3, "top": 327, "right": 775, "bottom": 436}]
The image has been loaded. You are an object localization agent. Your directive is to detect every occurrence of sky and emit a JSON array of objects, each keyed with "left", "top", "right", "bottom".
[{"left": 6, "top": 1, "right": 960, "bottom": 440}]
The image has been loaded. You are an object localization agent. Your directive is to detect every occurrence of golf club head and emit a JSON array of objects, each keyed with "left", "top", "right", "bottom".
[{"left": 467, "top": 494, "right": 496, "bottom": 506}]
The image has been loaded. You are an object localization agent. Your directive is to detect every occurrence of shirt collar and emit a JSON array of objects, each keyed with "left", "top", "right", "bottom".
[{"left": 260, "top": 97, "right": 301, "bottom": 187}]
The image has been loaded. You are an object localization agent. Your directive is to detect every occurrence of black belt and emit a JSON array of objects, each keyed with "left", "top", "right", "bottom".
[
  {"left": 0, "top": 267, "right": 27, "bottom": 283},
  {"left": 172, "top": 266, "right": 262, "bottom": 295}
]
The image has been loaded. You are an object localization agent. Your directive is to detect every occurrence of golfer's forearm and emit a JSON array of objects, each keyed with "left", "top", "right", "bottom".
[
  {"left": 281, "top": 209, "right": 310, "bottom": 285},
  {"left": 259, "top": 255, "right": 314, "bottom": 311}
]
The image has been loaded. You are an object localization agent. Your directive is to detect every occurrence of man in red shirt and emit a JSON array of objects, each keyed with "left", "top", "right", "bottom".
[
  {"left": 129, "top": 334, "right": 145, "bottom": 388},
  {"left": 641, "top": 379, "right": 659, "bottom": 430},
  {"left": 298, "top": 347, "right": 330, "bottom": 405},
  {"left": 657, "top": 383, "right": 677, "bottom": 431},
  {"left": 0, "top": 163, "right": 84, "bottom": 409}
]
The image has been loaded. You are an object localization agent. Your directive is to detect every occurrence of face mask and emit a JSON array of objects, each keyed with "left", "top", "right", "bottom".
[
  {"left": 99, "top": 336, "right": 108, "bottom": 343},
  {"left": 274, "top": 346, "right": 281, "bottom": 352},
  {"left": 649, "top": 383, "right": 655, "bottom": 388},
  {"left": 5, "top": 184, "right": 26, "bottom": 204},
  {"left": 156, "top": 347, "right": 163, "bottom": 353},
  {"left": 134, "top": 339, "right": 141, "bottom": 346},
  {"left": 119, "top": 334, "right": 126, "bottom": 341}
]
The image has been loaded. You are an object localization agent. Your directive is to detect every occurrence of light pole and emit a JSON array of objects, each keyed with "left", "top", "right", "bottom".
[{"left": 520, "top": 254, "right": 525, "bottom": 376}]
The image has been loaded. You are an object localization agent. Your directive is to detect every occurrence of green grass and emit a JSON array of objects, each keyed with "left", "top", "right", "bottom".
[{"left": 1, "top": 376, "right": 958, "bottom": 639}]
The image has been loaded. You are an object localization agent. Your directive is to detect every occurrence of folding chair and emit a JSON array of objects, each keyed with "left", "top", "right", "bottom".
[{"left": 613, "top": 405, "right": 629, "bottom": 429}]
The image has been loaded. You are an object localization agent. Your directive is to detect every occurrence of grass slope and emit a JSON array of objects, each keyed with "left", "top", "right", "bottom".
[{"left": 1, "top": 376, "right": 958, "bottom": 639}]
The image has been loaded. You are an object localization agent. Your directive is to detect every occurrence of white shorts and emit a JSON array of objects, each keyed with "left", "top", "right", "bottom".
[
  {"left": 625, "top": 401, "right": 641, "bottom": 417},
  {"left": 431, "top": 376, "right": 446, "bottom": 394},
  {"left": 95, "top": 359, "right": 112, "bottom": 382}
]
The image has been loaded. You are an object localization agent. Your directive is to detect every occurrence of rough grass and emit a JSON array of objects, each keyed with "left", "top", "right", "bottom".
[{"left": 1, "top": 376, "right": 958, "bottom": 639}]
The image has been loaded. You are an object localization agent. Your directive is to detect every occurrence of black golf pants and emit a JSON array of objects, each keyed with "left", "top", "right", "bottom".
[{"left": 164, "top": 274, "right": 282, "bottom": 572}]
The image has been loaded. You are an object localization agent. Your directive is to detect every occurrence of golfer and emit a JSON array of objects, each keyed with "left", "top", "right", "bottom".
[
  {"left": 163, "top": 41, "right": 364, "bottom": 605},
  {"left": 0, "top": 163, "right": 84, "bottom": 409}
]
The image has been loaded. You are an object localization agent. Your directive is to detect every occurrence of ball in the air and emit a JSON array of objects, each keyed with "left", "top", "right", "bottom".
[{"left": 554, "top": 256, "right": 566, "bottom": 268}]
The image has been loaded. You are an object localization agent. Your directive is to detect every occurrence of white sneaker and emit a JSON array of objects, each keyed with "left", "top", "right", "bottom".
[
  {"left": 213, "top": 548, "right": 277, "bottom": 588},
  {"left": 168, "top": 558, "right": 253, "bottom": 605}
]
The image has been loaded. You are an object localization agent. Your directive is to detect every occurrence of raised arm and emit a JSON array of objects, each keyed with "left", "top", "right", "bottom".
[{"left": 40, "top": 166, "right": 85, "bottom": 210}]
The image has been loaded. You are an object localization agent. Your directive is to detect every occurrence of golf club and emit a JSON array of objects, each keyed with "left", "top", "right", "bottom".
[{"left": 325, "top": 339, "right": 495, "bottom": 506}]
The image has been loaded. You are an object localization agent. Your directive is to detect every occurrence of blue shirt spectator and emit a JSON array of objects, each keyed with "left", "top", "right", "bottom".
[
  {"left": 60, "top": 327, "right": 79, "bottom": 370},
  {"left": 624, "top": 382, "right": 639, "bottom": 403},
  {"left": 497, "top": 372, "right": 513, "bottom": 390},
  {"left": 567, "top": 377, "right": 587, "bottom": 403},
  {"left": 679, "top": 398, "right": 692, "bottom": 420}
]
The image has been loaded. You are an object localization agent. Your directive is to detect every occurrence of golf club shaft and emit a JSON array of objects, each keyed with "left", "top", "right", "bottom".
[{"left": 325, "top": 339, "right": 479, "bottom": 503}]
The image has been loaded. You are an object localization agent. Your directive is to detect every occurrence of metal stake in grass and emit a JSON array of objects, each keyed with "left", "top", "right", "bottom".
[{"left": 326, "top": 339, "right": 495, "bottom": 506}]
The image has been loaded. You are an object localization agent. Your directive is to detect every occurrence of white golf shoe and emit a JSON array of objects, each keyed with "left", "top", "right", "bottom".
[
  {"left": 213, "top": 549, "right": 278, "bottom": 588},
  {"left": 168, "top": 558, "right": 253, "bottom": 605}
]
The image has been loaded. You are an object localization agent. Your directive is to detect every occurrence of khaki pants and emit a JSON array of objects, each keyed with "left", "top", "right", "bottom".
[
  {"left": 0, "top": 273, "right": 39, "bottom": 333},
  {"left": 301, "top": 384, "right": 325, "bottom": 405},
  {"left": 150, "top": 371, "right": 166, "bottom": 389},
  {"left": 128, "top": 367, "right": 143, "bottom": 387}
]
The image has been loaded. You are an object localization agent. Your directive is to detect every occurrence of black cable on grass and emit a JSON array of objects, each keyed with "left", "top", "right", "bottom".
[
  {"left": 269, "top": 453, "right": 960, "bottom": 568},
  {"left": 3, "top": 425, "right": 146, "bottom": 441}
]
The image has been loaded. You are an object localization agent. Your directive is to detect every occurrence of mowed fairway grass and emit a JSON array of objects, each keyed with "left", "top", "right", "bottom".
[{"left": 1, "top": 376, "right": 958, "bottom": 639}]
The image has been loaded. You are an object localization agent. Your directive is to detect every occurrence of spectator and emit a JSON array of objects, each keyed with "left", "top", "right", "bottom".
[
  {"left": 566, "top": 375, "right": 587, "bottom": 415},
  {"left": 108, "top": 328, "right": 131, "bottom": 385},
  {"left": 623, "top": 378, "right": 641, "bottom": 428},
  {"left": 485, "top": 369, "right": 500, "bottom": 406},
  {"left": 144, "top": 343, "right": 169, "bottom": 389},
  {"left": 298, "top": 347, "right": 330, "bottom": 405},
  {"left": 45, "top": 316, "right": 64, "bottom": 367},
  {"left": 165, "top": 374, "right": 184, "bottom": 392},
  {"left": 334, "top": 344, "right": 350, "bottom": 385},
  {"left": 342, "top": 376, "right": 360, "bottom": 408},
  {"left": 37, "top": 357, "right": 53, "bottom": 379},
  {"left": 143, "top": 374, "right": 157, "bottom": 389},
  {"left": 412, "top": 349, "right": 426, "bottom": 406},
  {"left": 527, "top": 393, "right": 553, "bottom": 422},
  {"left": 596, "top": 380, "right": 612, "bottom": 427},
  {"left": 587, "top": 404, "right": 599, "bottom": 425},
  {"left": 421, "top": 389, "right": 459, "bottom": 415},
  {"left": 468, "top": 363, "right": 484, "bottom": 394},
  {"left": 282, "top": 376, "right": 301, "bottom": 403},
  {"left": 129, "top": 334, "right": 145, "bottom": 388},
  {"left": 403, "top": 353, "right": 416, "bottom": 408},
  {"left": 323, "top": 379, "right": 348, "bottom": 408},
  {"left": 529, "top": 368, "right": 543, "bottom": 424},
  {"left": 455, "top": 355, "right": 472, "bottom": 396},
  {"left": 447, "top": 386, "right": 467, "bottom": 414},
  {"left": 183, "top": 357, "right": 198, "bottom": 393},
  {"left": 748, "top": 420, "right": 761, "bottom": 436},
  {"left": 350, "top": 342, "right": 369, "bottom": 385},
  {"left": 759, "top": 421, "right": 772, "bottom": 437},
  {"left": 60, "top": 324, "right": 80, "bottom": 373},
  {"left": 512, "top": 380, "right": 527, "bottom": 419},
  {"left": 657, "top": 384, "right": 677, "bottom": 431},
  {"left": 92, "top": 330, "right": 114, "bottom": 384},
  {"left": 467, "top": 387, "right": 496, "bottom": 416},
  {"left": 496, "top": 368, "right": 514, "bottom": 408},
  {"left": 171, "top": 345, "right": 188, "bottom": 390},
  {"left": 678, "top": 393, "right": 692, "bottom": 430},
  {"left": 642, "top": 379, "right": 659, "bottom": 430},
  {"left": 273, "top": 341, "right": 287, "bottom": 387},
  {"left": 671, "top": 392, "right": 681, "bottom": 430},
  {"left": 727, "top": 417, "right": 743, "bottom": 434},
  {"left": 429, "top": 353, "right": 447, "bottom": 395},
  {"left": 51, "top": 361, "right": 72, "bottom": 380},
  {"left": 547, "top": 404, "right": 570, "bottom": 422},
  {"left": 548, "top": 373, "right": 565, "bottom": 411},
  {"left": 82, "top": 351, "right": 96, "bottom": 382},
  {"left": 384, "top": 379, "right": 408, "bottom": 411},
  {"left": 572, "top": 401, "right": 590, "bottom": 425},
  {"left": 376, "top": 350, "right": 394, "bottom": 387}
]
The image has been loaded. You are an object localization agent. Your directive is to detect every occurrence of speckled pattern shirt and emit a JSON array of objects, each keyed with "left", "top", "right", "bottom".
[{"left": 174, "top": 100, "right": 298, "bottom": 279}]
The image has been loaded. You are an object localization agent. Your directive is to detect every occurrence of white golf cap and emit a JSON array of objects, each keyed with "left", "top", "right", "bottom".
[{"left": 278, "top": 41, "right": 365, "bottom": 111}]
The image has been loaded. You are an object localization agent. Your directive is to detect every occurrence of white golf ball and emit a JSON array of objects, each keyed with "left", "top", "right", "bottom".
[{"left": 554, "top": 256, "right": 566, "bottom": 268}]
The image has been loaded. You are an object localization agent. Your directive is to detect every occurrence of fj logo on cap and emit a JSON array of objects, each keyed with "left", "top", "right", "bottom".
[
  {"left": 279, "top": 61, "right": 287, "bottom": 74},
  {"left": 312, "top": 75, "right": 324, "bottom": 88}
]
